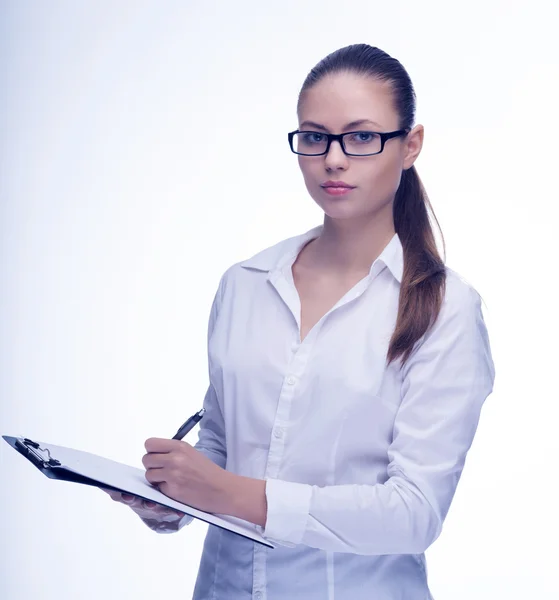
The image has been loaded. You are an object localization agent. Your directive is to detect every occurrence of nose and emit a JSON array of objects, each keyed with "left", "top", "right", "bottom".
[{"left": 324, "top": 140, "right": 349, "bottom": 171}]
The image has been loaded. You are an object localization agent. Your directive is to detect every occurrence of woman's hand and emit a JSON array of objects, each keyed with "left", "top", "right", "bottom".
[
  {"left": 102, "top": 439, "right": 267, "bottom": 528},
  {"left": 100, "top": 488, "right": 187, "bottom": 533},
  {"left": 142, "top": 438, "right": 235, "bottom": 515}
]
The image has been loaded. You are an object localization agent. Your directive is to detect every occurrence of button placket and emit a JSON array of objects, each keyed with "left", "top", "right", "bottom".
[
  {"left": 265, "top": 368, "right": 301, "bottom": 479},
  {"left": 252, "top": 543, "right": 267, "bottom": 600},
  {"left": 256, "top": 325, "right": 312, "bottom": 599}
]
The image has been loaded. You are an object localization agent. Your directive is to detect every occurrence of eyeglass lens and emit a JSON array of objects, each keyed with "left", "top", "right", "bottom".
[{"left": 292, "top": 131, "right": 382, "bottom": 155}]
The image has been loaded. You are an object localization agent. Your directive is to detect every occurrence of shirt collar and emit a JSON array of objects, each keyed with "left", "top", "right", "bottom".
[{"left": 239, "top": 225, "right": 403, "bottom": 284}]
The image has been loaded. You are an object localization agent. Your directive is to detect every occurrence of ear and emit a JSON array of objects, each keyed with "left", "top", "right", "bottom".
[{"left": 402, "top": 124, "right": 424, "bottom": 170}]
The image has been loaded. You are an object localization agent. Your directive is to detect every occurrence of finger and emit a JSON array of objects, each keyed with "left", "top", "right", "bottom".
[
  {"left": 101, "top": 488, "right": 126, "bottom": 502},
  {"left": 162, "top": 509, "right": 186, "bottom": 517},
  {"left": 153, "top": 503, "right": 186, "bottom": 517},
  {"left": 155, "top": 502, "right": 185, "bottom": 517},
  {"left": 104, "top": 490, "right": 142, "bottom": 506},
  {"left": 142, "top": 452, "right": 171, "bottom": 470},
  {"left": 138, "top": 497, "right": 179, "bottom": 515},
  {"left": 138, "top": 498, "right": 171, "bottom": 514},
  {"left": 144, "top": 437, "right": 177, "bottom": 454},
  {"left": 145, "top": 467, "right": 166, "bottom": 485}
]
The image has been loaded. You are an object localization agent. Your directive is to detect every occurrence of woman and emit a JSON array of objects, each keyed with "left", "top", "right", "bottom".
[{"left": 106, "top": 43, "right": 495, "bottom": 600}]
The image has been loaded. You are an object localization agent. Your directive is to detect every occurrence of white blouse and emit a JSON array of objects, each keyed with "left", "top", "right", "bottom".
[{"left": 181, "top": 224, "right": 495, "bottom": 600}]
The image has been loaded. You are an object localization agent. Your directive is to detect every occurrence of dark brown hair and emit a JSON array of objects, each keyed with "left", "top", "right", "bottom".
[{"left": 298, "top": 44, "right": 447, "bottom": 368}]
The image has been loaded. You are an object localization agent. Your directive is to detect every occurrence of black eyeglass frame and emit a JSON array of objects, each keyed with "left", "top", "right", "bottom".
[{"left": 288, "top": 128, "right": 411, "bottom": 157}]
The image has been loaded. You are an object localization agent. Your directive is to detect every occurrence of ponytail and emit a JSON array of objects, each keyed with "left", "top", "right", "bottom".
[{"left": 388, "top": 165, "right": 446, "bottom": 368}]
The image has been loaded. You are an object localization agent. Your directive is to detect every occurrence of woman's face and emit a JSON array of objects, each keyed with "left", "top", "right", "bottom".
[{"left": 296, "top": 71, "right": 423, "bottom": 224}]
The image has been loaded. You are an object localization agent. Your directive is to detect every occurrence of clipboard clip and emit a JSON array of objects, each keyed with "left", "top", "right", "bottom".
[{"left": 15, "top": 438, "right": 61, "bottom": 468}]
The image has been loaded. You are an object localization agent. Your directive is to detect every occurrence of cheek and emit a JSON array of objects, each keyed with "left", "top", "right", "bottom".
[
  {"left": 363, "top": 160, "right": 402, "bottom": 194},
  {"left": 298, "top": 156, "right": 321, "bottom": 180},
  {"left": 297, "top": 156, "right": 311, "bottom": 181}
]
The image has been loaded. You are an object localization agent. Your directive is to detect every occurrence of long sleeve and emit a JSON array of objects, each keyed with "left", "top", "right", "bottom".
[
  {"left": 177, "top": 274, "right": 228, "bottom": 530},
  {"left": 192, "top": 382, "right": 227, "bottom": 468},
  {"left": 262, "top": 281, "right": 496, "bottom": 554},
  {"left": 193, "top": 273, "right": 227, "bottom": 468}
]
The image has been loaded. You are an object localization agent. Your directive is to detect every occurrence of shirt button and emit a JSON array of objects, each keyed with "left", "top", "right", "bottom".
[
  {"left": 286, "top": 376, "right": 296, "bottom": 385},
  {"left": 255, "top": 592, "right": 263, "bottom": 600},
  {"left": 273, "top": 427, "right": 284, "bottom": 439}
]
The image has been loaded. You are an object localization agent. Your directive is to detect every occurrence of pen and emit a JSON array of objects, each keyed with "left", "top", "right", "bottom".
[{"left": 172, "top": 408, "right": 206, "bottom": 440}]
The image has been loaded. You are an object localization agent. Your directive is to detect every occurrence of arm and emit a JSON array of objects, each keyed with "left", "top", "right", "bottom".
[
  {"left": 171, "top": 381, "right": 227, "bottom": 530},
  {"left": 134, "top": 383, "right": 226, "bottom": 532},
  {"left": 249, "top": 282, "right": 495, "bottom": 554},
  {"left": 170, "top": 275, "right": 228, "bottom": 531},
  {"left": 104, "top": 275, "right": 230, "bottom": 534},
  {"left": 192, "top": 382, "right": 227, "bottom": 469}
]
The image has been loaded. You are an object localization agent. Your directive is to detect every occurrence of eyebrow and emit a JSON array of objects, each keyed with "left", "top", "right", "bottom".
[{"left": 299, "top": 119, "right": 383, "bottom": 132}]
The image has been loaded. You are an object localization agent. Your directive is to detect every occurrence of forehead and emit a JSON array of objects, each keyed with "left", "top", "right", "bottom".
[{"left": 298, "top": 72, "right": 398, "bottom": 130}]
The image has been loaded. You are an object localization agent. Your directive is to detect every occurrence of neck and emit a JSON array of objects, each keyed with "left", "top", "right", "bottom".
[{"left": 308, "top": 212, "right": 396, "bottom": 276}]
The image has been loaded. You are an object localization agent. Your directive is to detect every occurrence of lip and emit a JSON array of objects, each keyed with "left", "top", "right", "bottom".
[
  {"left": 322, "top": 186, "right": 354, "bottom": 196},
  {"left": 321, "top": 180, "right": 356, "bottom": 189}
]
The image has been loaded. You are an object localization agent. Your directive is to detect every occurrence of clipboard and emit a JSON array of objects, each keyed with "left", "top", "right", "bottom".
[{"left": 2, "top": 435, "right": 274, "bottom": 548}]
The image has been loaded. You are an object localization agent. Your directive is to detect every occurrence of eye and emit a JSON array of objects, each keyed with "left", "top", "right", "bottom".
[
  {"left": 347, "top": 131, "right": 378, "bottom": 144},
  {"left": 302, "top": 132, "right": 326, "bottom": 144}
]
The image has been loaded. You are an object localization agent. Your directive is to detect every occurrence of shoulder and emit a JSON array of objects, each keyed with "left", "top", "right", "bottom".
[
  {"left": 420, "top": 266, "right": 487, "bottom": 348},
  {"left": 401, "top": 266, "right": 492, "bottom": 372},
  {"left": 442, "top": 267, "right": 484, "bottom": 314}
]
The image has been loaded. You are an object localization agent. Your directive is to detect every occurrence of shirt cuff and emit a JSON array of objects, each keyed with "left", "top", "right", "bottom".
[{"left": 263, "top": 478, "right": 312, "bottom": 546}]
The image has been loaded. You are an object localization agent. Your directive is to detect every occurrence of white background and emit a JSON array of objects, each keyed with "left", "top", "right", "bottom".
[{"left": 1, "top": 1, "right": 558, "bottom": 598}]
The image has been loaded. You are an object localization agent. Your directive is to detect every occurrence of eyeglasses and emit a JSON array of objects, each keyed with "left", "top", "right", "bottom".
[{"left": 288, "top": 128, "right": 410, "bottom": 157}]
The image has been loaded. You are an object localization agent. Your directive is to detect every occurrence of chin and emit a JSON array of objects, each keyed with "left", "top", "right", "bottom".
[
  {"left": 320, "top": 199, "right": 391, "bottom": 225},
  {"left": 320, "top": 204, "right": 369, "bottom": 222},
  {"left": 312, "top": 192, "right": 360, "bottom": 216}
]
